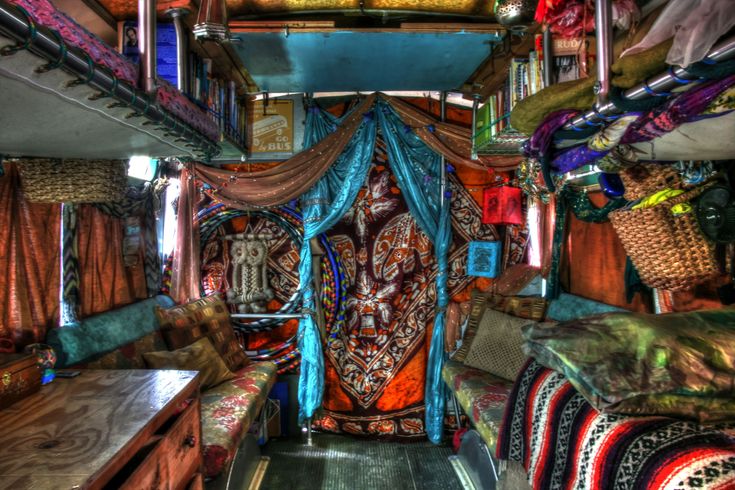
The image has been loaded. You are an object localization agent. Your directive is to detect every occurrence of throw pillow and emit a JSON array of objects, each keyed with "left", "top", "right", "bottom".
[
  {"left": 156, "top": 294, "right": 249, "bottom": 372},
  {"left": 487, "top": 294, "right": 547, "bottom": 321},
  {"left": 142, "top": 337, "right": 235, "bottom": 390},
  {"left": 463, "top": 308, "right": 536, "bottom": 381},
  {"left": 522, "top": 307, "right": 735, "bottom": 422},
  {"left": 451, "top": 290, "right": 489, "bottom": 362}
]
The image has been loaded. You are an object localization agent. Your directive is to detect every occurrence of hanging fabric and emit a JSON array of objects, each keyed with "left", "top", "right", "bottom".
[
  {"left": 195, "top": 95, "right": 377, "bottom": 209},
  {"left": 170, "top": 167, "right": 202, "bottom": 304},
  {"left": 94, "top": 180, "right": 167, "bottom": 296},
  {"left": 61, "top": 203, "right": 80, "bottom": 325},
  {"left": 296, "top": 101, "right": 379, "bottom": 424},
  {"left": 0, "top": 162, "right": 61, "bottom": 348},
  {"left": 385, "top": 96, "right": 520, "bottom": 172},
  {"left": 77, "top": 206, "right": 148, "bottom": 317},
  {"left": 376, "top": 99, "right": 452, "bottom": 444},
  {"left": 546, "top": 187, "right": 625, "bottom": 299}
]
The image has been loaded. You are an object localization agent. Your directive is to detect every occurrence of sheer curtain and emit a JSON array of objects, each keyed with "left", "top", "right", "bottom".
[
  {"left": 296, "top": 102, "right": 378, "bottom": 423},
  {"left": 377, "top": 99, "right": 452, "bottom": 444}
]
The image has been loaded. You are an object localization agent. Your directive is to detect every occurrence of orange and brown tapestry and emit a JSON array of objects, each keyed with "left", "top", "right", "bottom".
[{"left": 313, "top": 136, "right": 498, "bottom": 438}]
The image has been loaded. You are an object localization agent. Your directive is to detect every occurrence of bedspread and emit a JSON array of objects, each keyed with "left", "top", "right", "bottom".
[{"left": 497, "top": 360, "right": 735, "bottom": 490}]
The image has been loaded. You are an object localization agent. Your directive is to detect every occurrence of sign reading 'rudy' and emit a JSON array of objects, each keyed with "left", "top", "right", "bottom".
[{"left": 249, "top": 99, "right": 294, "bottom": 155}]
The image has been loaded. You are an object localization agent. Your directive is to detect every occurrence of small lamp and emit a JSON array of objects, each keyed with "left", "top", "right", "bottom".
[{"left": 193, "top": 0, "right": 229, "bottom": 42}]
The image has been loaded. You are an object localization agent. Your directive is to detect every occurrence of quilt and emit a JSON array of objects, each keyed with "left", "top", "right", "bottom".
[{"left": 497, "top": 359, "right": 735, "bottom": 490}]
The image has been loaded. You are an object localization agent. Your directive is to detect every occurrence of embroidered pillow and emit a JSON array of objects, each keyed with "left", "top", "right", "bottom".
[{"left": 156, "top": 294, "right": 249, "bottom": 371}]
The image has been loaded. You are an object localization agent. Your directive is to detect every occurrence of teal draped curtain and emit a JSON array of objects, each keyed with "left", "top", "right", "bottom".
[
  {"left": 297, "top": 103, "right": 377, "bottom": 423},
  {"left": 376, "top": 99, "right": 452, "bottom": 444}
]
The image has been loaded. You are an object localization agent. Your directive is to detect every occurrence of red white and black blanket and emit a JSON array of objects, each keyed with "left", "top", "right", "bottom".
[{"left": 497, "top": 360, "right": 735, "bottom": 490}]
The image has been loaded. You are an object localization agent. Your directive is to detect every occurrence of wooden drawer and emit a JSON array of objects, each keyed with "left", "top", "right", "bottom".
[{"left": 120, "top": 399, "right": 202, "bottom": 490}]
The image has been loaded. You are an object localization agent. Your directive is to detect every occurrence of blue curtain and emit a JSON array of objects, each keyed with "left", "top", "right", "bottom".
[
  {"left": 376, "top": 99, "right": 452, "bottom": 444},
  {"left": 297, "top": 103, "right": 378, "bottom": 424}
]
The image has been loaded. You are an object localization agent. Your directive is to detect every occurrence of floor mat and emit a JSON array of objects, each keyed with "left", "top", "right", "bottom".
[{"left": 259, "top": 433, "right": 463, "bottom": 490}]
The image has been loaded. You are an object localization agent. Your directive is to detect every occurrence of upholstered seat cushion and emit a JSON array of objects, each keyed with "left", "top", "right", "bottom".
[
  {"left": 442, "top": 359, "right": 513, "bottom": 451},
  {"left": 201, "top": 361, "right": 278, "bottom": 478}
]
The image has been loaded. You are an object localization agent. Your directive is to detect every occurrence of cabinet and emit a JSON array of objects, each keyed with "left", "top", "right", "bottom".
[{"left": 0, "top": 369, "right": 201, "bottom": 490}]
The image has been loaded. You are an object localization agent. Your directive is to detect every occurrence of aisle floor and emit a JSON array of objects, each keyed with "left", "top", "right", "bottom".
[{"left": 259, "top": 433, "right": 463, "bottom": 490}]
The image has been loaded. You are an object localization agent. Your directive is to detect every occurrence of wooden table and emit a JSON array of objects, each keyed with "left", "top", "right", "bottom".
[{"left": 0, "top": 370, "right": 202, "bottom": 490}]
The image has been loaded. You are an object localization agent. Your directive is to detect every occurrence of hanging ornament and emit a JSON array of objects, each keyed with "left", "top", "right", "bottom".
[
  {"left": 482, "top": 185, "right": 523, "bottom": 225},
  {"left": 495, "top": 0, "right": 538, "bottom": 29}
]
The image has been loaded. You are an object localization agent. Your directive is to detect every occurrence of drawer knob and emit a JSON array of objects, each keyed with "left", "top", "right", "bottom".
[{"left": 183, "top": 434, "right": 196, "bottom": 448}]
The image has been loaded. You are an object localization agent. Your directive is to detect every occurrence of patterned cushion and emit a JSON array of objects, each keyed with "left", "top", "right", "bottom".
[
  {"left": 463, "top": 308, "right": 535, "bottom": 381},
  {"left": 443, "top": 359, "right": 513, "bottom": 451},
  {"left": 142, "top": 338, "right": 236, "bottom": 390},
  {"left": 546, "top": 292, "right": 626, "bottom": 322},
  {"left": 201, "top": 361, "right": 277, "bottom": 478},
  {"left": 452, "top": 289, "right": 488, "bottom": 362},
  {"left": 80, "top": 331, "right": 167, "bottom": 369},
  {"left": 487, "top": 294, "right": 547, "bottom": 321},
  {"left": 156, "top": 295, "right": 249, "bottom": 372}
]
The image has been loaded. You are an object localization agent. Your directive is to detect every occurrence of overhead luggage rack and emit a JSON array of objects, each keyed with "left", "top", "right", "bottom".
[{"left": 0, "top": 1, "right": 221, "bottom": 160}]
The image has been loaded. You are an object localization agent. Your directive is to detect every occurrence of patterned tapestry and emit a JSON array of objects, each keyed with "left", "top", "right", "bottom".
[{"left": 314, "top": 136, "right": 498, "bottom": 438}]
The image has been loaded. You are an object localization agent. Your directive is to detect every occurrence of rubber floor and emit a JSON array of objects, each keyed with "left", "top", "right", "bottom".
[{"left": 260, "top": 433, "right": 463, "bottom": 490}]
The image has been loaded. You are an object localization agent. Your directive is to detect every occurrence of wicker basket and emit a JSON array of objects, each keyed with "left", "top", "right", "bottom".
[
  {"left": 17, "top": 159, "right": 127, "bottom": 203},
  {"left": 620, "top": 164, "right": 682, "bottom": 201},
  {"left": 609, "top": 184, "right": 719, "bottom": 291}
]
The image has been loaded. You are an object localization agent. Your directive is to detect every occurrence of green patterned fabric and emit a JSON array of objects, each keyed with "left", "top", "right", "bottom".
[
  {"left": 46, "top": 295, "right": 176, "bottom": 367},
  {"left": 523, "top": 307, "right": 735, "bottom": 422},
  {"left": 201, "top": 361, "right": 277, "bottom": 478},
  {"left": 443, "top": 359, "right": 513, "bottom": 451},
  {"left": 546, "top": 293, "right": 626, "bottom": 322}
]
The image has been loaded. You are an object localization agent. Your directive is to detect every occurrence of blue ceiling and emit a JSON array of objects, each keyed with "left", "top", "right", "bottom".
[{"left": 230, "top": 30, "right": 503, "bottom": 93}]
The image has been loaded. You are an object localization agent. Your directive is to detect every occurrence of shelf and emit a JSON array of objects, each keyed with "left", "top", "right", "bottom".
[
  {"left": 0, "top": 2, "right": 220, "bottom": 160},
  {"left": 460, "top": 25, "right": 540, "bottom": 100}
]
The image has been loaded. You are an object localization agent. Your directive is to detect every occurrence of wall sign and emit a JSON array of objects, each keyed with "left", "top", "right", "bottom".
[{"left": 248, "top": 99, "right": 294, "bottom": 156}]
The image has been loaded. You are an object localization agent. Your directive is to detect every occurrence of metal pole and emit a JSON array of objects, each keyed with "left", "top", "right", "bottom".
[
  {"left": 167, "top": 8, "right": 190, "bottom": 93},
  {"left": 440, "top": 91, "right": 447, "bottom": 208},
  {"left": 564, "top": 35, "right": 735, "bottom": 130},
  {"left": 139, "top": 0, "right": 157, "bottom": 94},
  {"left": 230, "top": 313, "right": 310, "bottom": 320},
  {"left": 470, "top": 95, "right": 480, "bottom": 160},
  {"left": 594, "top": 0, "right": 613, "bottom": 106},
  {"left": 542, "top": 26, "right": 554, "bottom": 88},
  {"left": 0, "top": 1, "right": 219, "bottom": 158}
]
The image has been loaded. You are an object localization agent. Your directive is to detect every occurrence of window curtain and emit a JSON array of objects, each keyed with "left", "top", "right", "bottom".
[
  {"left": 0, "top": 162, "right": 61, "bottom": 348},
  {"left": 77, "top": 205, "right": 147, "bottom": 317},
  {"left": 170, "top": 166, "right": 201, "bottom": 304},
  {"left": 376, "top": 99, "right": 453, "bottom": 444},
  {"left": 296, "top": 101, "right": 378, "bottom": 424}
]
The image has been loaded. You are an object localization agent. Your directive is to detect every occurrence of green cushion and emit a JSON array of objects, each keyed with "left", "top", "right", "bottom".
[
  {"left": 46, "top": 295, "right": 175, "bottom": 367},
  {"left": 546, "top": 293, "right": 625, "bottom": 322}
]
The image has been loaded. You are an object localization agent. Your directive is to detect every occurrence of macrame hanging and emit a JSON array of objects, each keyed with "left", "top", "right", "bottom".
[{"left": 224, "top": 233, "right": 275, "bottom": 313}]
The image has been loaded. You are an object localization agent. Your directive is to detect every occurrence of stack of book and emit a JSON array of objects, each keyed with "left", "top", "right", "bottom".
[{"left": 118, "top": 21, "right": 247, "bottom": 148}]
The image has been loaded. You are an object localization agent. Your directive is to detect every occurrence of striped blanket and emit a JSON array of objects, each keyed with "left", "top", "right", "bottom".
[{"left": 496, "top": 360, "right": 735, "bottom": 490}]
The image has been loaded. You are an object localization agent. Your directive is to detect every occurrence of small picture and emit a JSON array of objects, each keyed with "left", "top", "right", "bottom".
[
  {"left": 467, "top": 241, "right": 501, "bottom": 278},
  {"left": 124, "top": 25, "right": 138, "bottom": 48}
]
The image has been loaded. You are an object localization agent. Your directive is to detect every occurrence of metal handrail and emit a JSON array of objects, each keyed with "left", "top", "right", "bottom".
[
  {"left": 0, "top": 0, "right": 220, "bottom": 159},
  {"left": 564, "top": 35, "right": 735, "bottom": 131}
]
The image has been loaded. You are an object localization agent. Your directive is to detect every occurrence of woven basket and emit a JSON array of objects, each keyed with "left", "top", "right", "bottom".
[
  {"left": 620, "top": 164, "right": 681, "bottom": 201},
  {"left": 609, "top": 184, "right": 719, "bottom": 291},
  {"left": 17, "top": 159, "right": 127, "bottom": 203}
]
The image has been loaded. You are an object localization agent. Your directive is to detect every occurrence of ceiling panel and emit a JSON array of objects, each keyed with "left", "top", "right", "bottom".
[{"left": 230, "top": 30, "right": 502, "bottom": 93}]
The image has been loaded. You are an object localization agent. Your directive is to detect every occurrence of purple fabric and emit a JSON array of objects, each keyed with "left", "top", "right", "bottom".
[
  {"left": 622, "top": 74, "right": 735, "bottom": 143},
  {"left": 524, "top": 110, "right": 579, "bottom": 159},
  {"left": 550, "top": 75, "right": 735, "bottom": 174},
  {"left": 8, "top": 0, "right": 139, "bottom": 86}
]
